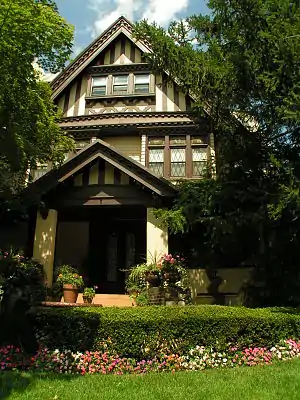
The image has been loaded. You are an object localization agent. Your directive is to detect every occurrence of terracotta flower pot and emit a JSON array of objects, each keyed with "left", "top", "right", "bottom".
[{"left": 63, "top": 284, "right": 79, "bottom": 303}]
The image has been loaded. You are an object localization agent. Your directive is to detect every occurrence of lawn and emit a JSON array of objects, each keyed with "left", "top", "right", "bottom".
[{"left": 1, "top": 359, "right": 300, "bottom": 400}]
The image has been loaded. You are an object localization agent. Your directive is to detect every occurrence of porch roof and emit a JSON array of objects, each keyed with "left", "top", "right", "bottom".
[{"left": 24, "top": 139, "right": 177, "bottom": 199}]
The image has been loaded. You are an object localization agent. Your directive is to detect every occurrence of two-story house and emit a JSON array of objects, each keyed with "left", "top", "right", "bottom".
[{"left": 23, "top": 16, "right": 215, "bottom": 295}]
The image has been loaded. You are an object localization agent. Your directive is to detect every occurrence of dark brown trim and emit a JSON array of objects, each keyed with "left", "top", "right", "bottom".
[
  {"left": 82, "top": 166, "right": 90, "bottom": 186},
  {"left": 164, "top": 135, "right": 170, "bottom": 178},
  {"left": 130, "top": 43, "right": 135, "bottom": 62},
  {"left": 174, "top": 85, "right": 180, "bottom": 111},
  {"left": 98, "top": 158, "right": 105, "bottom": 184},
  {"left": 73, "top": 76, "right": 83, "bottom": 116},
  {"left": 114, "top": 168, "right": 121, "bottom": 184},
  {"left": 145, "top": 135, "right": 149, "bottom": 168},
  {"left": 110, "top": 43, "right": 115, "bottom": 64},
  {"left": 186, "top": 134, "right": 192, "bottom": 177},
  {"left": 96, "top": 53, "right": 105, "bottom": 66},
  {"left": 162, "top": 76, "right": 168, "bottom": 112},
  {"left": 87, "top": 63, "right": 149, "bottom": 74},
  {"left": 63, "top": 89, "right": 70, "bottom": 116},
  {"left": 121, "top": 36, "right": 126, "bottom": 54}
]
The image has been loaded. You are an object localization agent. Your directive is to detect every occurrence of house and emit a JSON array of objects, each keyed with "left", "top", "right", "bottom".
[
  {"left": 3, "top": 17, "right": 250, "bottom": 303},
  {"left": 17, "top": 16, "right": 215, "bottom": 296}
]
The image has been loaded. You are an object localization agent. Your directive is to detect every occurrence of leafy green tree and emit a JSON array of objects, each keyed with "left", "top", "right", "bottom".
[
  {"left": 135, "top": 1, "right": 300, "bottom": 305},
  {"left": 0, "top": 0, "right": 74, "bottom": 199}
]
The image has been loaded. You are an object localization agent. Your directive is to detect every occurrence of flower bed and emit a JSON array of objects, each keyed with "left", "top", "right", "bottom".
[{"left": 1, "top": 339, "right": 300, "bottom": 375}]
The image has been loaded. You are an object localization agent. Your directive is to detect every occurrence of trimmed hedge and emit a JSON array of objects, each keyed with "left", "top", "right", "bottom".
[{"left": 33, "top": 306, "right": 300, "bottom": 359}]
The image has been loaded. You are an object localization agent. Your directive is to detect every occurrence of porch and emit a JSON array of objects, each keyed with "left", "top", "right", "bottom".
[{"left": 28, "top": 140, "right": 175, "bottom": 293}]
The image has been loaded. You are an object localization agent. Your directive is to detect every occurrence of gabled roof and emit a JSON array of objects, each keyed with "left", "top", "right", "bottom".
[
  {"left": 51, "top": 16, "right": 151, "bottom": 99},
  {"left": 24, "top": 139, "right": 176, "bottom": 199}
]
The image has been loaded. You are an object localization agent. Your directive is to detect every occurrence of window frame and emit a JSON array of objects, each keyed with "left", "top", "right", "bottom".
[
  {"left": 134, "top": 73, "right": 150, "bottom": 94},
  {"left": 147, "top": 134, "right": 208, "bottom": 179},
  {"left": 112, "top": 74, "right": 129, "bottom": 95},
  {"left": 91, "top": 76, "right": 107, "bottom": 96}
]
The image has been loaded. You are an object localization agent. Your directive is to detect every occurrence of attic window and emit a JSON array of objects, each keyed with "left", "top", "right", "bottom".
[
  {"left": 113, "top": 75, "right": 128, "bottom": 94},
  {"left": 134, "top": 74, "right": 150, "bottom": 94},
  {"left": 92, "top": 76, "right": 107, "bottom": 96}
]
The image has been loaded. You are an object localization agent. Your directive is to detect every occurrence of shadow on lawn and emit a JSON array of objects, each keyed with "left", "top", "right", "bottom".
[{"left": 0, "top": 371, "right": 78, "bottom": 400}]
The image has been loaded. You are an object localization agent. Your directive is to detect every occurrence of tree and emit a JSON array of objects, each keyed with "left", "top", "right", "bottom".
[
  {"left": 0, "top": 0, "right": 74, "bottom": 200},
  {"left": 134, "top": 1, "right": 300, "bottom": 306}
]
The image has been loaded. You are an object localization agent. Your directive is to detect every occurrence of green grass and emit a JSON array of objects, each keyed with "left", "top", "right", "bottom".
[{"left": 1, "top": 359, "right": 300, "bottom": 400}]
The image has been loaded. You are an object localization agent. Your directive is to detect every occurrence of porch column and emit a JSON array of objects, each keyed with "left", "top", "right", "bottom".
[
  {"left": 146, "top": 208, "right": 168, "bottom": 264},
  {"left": 33, "top": 209, "right": 58, "bottom": 286}
]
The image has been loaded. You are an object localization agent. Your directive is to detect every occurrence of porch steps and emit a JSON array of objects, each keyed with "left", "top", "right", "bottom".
[{"left": 77, "top": 294, "right": 133, "bottom": 307}]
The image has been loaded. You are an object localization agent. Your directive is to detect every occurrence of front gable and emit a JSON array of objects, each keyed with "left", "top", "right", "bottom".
[
  {"left": 53, "top": 17, "right": 192, "bottom": 118},
  {"left": 24, "top": 139, "right": 176, "bottom": 208}
]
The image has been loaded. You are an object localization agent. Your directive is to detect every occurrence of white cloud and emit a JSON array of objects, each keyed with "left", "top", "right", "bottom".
[
  {"left": 89, "top": 0, "right": 143, "bottom": 37},
  {"left": 142, "top": 0, "right": 188, "bottom": 26},
  {"left": 88, "top": 0, "right": 189, "bottom": 37}
]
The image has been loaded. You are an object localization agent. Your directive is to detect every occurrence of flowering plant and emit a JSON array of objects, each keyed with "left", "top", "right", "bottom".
[
  {"left": 57, "top": 271, "right": 84, "bottom": 288},
  {"left": 83, "top": 287, "right": 96, "bottom": 300}
]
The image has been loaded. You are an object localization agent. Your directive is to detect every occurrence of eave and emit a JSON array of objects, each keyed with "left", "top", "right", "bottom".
[{"left": 24, "top": 139, "right": 177, "bottom": 201}]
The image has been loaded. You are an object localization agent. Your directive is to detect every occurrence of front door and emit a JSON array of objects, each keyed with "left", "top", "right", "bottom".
[{"left": 88, "top": 219, "right": 145, "bottom": 293}]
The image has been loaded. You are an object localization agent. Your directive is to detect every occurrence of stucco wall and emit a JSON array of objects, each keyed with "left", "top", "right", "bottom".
[
  {"left": 188, "top": 268, "right": 253, "bottom": 305},
  {"left": 146, "top": 208, "right": 168, "bottom": 263},
  {"left": 103, "top": 136, "right": 141, "bottom": 162}
]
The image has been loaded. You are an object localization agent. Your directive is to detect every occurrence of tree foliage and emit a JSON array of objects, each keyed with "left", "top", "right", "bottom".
[
  {"left": 135, "top": 1, "right": 300, "bottom": 306},
  {"left": 0, "top": 0, "right": 75, "bottom": 198}
]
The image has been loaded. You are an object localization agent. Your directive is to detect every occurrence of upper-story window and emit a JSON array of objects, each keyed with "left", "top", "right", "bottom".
[
  {"left": 134, "top": 74, "right": 150, "bottom": 94},
  {"left": 147, "top": 135, "right": 208, "bottom": 179},
  {"left": 113, "top": 75, "right": 129, "bottom": 94},
  {"left": 91, "top": 76, "right": 107, "bottom": 96},
  {"left": 90, "top": 73, "right": 153, "bottom": 97}
]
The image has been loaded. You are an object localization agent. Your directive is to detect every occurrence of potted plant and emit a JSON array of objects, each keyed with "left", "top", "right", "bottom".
[
  {"left": 160, "top": 254, "right": 186, "bottom": 284},
  {"left": 57, "top": 266, "right": 84, "bottom": 303},
  {"left": 83, "top": 287, "right": 95, "bottom": 304},
  {"left": 145, "top": 263, "right": 161, "bottom": 287}
]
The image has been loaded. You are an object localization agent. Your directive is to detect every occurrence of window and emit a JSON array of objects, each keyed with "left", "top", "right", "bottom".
[
  {"left": 192, "top": 147, "right": 207, "bottom": 177},
  {"left": 134, "top": 74, "right": 150, "bottom": 93},
  {"left": 148, "top": 137, "right": 164, "bottom": 176},
  {"left": 170, "top": 148, "right": 186, "bottom": 177},
  {"left": 147, "top": 135, "right": 208, "bottom": 179},
  {"left": 113, "top": 75, "right": 128, "bottom": 94},
  {"left": 91, "top": 76, "right": 107, "bottom": 96},
  {"left": 149, "top": 148, "right": 164, "bottom": 176}
]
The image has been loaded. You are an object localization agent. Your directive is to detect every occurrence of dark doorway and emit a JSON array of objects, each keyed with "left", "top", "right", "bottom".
[{"left": 88, "top": 207, "right": 146, "bottom": 293}]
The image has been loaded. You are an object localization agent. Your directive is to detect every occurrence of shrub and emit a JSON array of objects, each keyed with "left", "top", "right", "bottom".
[{"left": 34, "top": 306, "right": 300, "bottom": 359}]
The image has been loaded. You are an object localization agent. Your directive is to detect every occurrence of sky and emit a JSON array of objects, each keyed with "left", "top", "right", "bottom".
[{"left": 55, "top": 0, "right": 210, "bottom": 56}]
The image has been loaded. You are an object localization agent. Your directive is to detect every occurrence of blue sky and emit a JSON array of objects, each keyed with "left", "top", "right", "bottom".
[{"left": 55, "top": 0, "right": 210, "bottom": 56}]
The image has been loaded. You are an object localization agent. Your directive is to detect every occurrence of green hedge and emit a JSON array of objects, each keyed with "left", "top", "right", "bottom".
[{"left": 33, "top": 306, "right": 300, "bottom": 359}]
